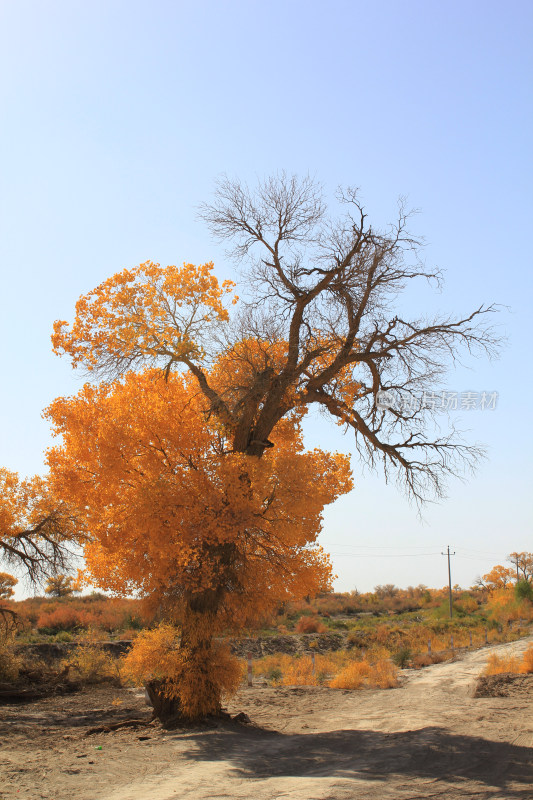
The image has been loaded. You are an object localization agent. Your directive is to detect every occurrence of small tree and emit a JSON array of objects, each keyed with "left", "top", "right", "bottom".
[
  {"left": 477, "top": 564, "right": 515, "bottom": 591},
  {"left": 374, "top": 584, "right": 399, "bottom": 599},
  {"left": 44, "top": 574, "right": 79, "bottom": 598},
  {"left": 508, "top": 552, "right": 533, "bottom": 583},
  {"left": 0, "top": 468, "right": 81, "bottom": 584},
  {"left": 0, "top": 572, "right": 17, "bottom": 600}
]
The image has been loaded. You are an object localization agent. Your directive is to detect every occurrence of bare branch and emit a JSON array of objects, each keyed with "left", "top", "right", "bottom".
[
  {"left": 58, "top": 174, "right": 504, "bottom": 502},
  {"left": 197, "top": 174, "right": 503, "bottom": 496}
]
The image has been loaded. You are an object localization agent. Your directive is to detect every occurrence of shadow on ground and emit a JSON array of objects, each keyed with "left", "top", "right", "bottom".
[{"left": 174, "top": 724, "right": 533, "bottom": 796}]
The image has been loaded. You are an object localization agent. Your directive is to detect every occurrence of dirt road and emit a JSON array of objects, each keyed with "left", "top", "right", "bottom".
[{"left": 1, "top": 635, "right": 532, "bottom": 800}]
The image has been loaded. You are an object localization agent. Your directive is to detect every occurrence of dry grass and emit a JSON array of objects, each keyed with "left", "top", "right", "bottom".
[
  {"left": 412, "top": 652, "right": 447, "bottom": 668},
  {"left": 483, "top": 644, "right": 533, "bottom": 676},
  {"left": 249, "top": 650, "right": 398, "bottom": 690},
  {"left": 329, "top": 659, "right": 398, "bottom": 689},
  {"left": 0, "top": 637, "right": 23, "bottom": 682},
  {"left": 294, "top": 616, "right": 327, "bottom": 634},
  {"left": 329, "top": 660, "right": 371, "bottom": 689},
  {"left": 521, "top": 644, "right": 533, "bottom": 673},
  {"left": 61, "top": 631, "right": 122, "bottom": 685},
  {"left": 370, "top": 659, "right": 399, "bottom": 688}
]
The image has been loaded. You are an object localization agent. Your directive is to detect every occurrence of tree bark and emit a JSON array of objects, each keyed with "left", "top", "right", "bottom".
[{"left": 144, "top": 678, "right": 181, "bottom": 724}]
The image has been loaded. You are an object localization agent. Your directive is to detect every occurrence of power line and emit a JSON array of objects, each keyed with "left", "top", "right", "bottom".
[
  {"left": 328, "top": 552, "right": 442, "bottom": 558},
  {"left": 454, "top": 546, "right": 506, "bottom": 556},
  {"left": 325, "top": 543, "right": 444, "bottom": 550},
  {"left": 325, "top": 542, "right": 506, "bottom": 557}
]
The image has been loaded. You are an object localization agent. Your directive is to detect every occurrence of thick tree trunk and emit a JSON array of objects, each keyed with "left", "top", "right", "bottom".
[
  {"left": 145, "top": 678, "right": 181, "bottom": 724},
  {"left": 147, "top": 543, "right": 240, "bottom": 724}
]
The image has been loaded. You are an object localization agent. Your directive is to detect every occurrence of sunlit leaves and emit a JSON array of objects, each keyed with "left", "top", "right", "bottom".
[
  {"left": 52, "top": 261, "right": 237, "bottom": 378},
  {"left": 45, "top": 369, "right": 352, "bottom": 629}
]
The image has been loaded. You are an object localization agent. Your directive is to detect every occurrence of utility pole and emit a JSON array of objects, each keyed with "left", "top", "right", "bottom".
[
  {"left": 511, "top": 553, "right": 520, "bottom": 583},
  {"left": 442, "top": 545, "right": 456, "bottom": 619}
]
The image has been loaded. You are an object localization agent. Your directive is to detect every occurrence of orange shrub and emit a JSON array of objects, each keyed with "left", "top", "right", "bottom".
[
  {"left": 122, "top": 624, "right": 242, "bottom": 719},
  {"left": 366, "top": 644, "right": 392, "bottom": 661},
  {"left": 521, "top": 645, "right": 533, "bottom": 673},
  {"left": 483, "top": 652, "right": 523, "bottom": 676},
  {"left": 294, "top": 616, "right": 326, "bottom": 634},
  {"left": 314, "top": 655, "right": 341, "bottom": 683},
  {"left": 329, "top": 660, "right": 372, "bottom": 689},
  {"left": 412, "top": 652, "right": 446, "bottom": 668},
  {"left": 251, "top": 650, "right": 398, "bottom": 689},
  {"left": 0, "top": 635, "right": 23, "bottom": 682},
  {"left": 280, "top": 655, "right": 317, "bottom": 685},
  {"left": 485, "top": 587, "right": 532, "bottom": 626},
  {"left": 19, "top": 596, "right": 150, "bottom": 636},
  {"left": 253, "top": 652, "right": 341, "bottom": 685},
  {"left": 63, "top": 640, "right": 121, "bottom": 684},
  {"left": 371, "top": 659, "right": 398, "bottom": 688},
  {"left": 37, "top": 606, "right": 85, "bottom": 633},
  {"left": 328, "top": 657, "right": 398, "bottom": 689},
  {"left": 482, "top": 644, "right": 533, "bottom": 676}
]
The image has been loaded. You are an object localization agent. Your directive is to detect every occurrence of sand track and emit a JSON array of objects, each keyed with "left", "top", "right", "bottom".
[{"left": 1, "top": 635, "right": 532, "bottom": 800}]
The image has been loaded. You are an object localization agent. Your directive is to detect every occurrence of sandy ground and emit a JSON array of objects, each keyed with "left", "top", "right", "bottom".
[{"left": 1, "top": 635, "right": 532, "bottom": 800}]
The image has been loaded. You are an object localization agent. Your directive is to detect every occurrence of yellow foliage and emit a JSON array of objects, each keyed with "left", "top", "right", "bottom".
[
  {"left": 483, "top": 645, "right": 533, "bottom": 676},
  {"left": 46, "top": 260, "right": 358, "bottom": 720},
  {"left": 481, "top": 565, "right": 515, "bottom": 590},
  {"left": 0, "top": 635, "right": 23, "bottom": 682},
  {"left": 371, "top": 659, "right": 399, "bottom": 688},
  {"left": 521, "top": 644, "right": 533, "bottom": 673},
  {"left": 0, "top": 572, "right": 17, "bottom": 600},
  {"left": 366, "top": 644, "right": 392, "bottom": 662},
  {"left": 46, "top": 369, "right": 351, "bottom": 630},
  {"left": 44, "top": 574, "right": 78, "bottom": 597},
  {"left": 329, "top": 658, "right": 398, "bottom": 689},
  {"left": 251, "top": 650, "right": 397, "bottom": 690},
  {"left": 279, "top": 656, "right": 316, "bottom": 686},
  {"left": 51, "top": 259, "right": 363, "bottom": 431},
  {"left": 455, "top": 595, "right": 478, "bottom": 614},
  {"left": 329, "top": 660, "right": 372, "bottom": 689},
  {"left": 122, "top": 624, "right": 242, "bottom": 719},
  {"left": 121, "top": 624, "right": 179, "bottom": 684},
  {"left": 209, "top": 336, "right": 362, "bottom": 426},
  {"left": 63, "top": 637, "right": 120, "bottom": 684},
  {"left": 52, "top": 261, "right": 237, "bottom": 374},
  {"left": 0, "top": 469, "right": 80, "bottom": 576},
  {"left": 484, "top": 586, "right": 532, "bottom": 626}
]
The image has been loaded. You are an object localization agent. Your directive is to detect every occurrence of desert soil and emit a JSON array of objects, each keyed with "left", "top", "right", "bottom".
[{"left": 1, "top": 635, "right": 532, "bottom": 800}]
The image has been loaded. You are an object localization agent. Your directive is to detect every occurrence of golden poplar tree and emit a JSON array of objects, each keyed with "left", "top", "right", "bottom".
[{"left": 49, "top": 175, "right": 500, "bottom": 719}]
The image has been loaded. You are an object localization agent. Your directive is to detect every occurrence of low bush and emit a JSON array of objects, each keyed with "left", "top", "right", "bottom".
[
  {"left": 329, "top": 658, "right": 398, "bottom": 689},
  {"left": 483, "top": 645, "right": 533, "bottom": 676},
  {"left": 392, "top": 646, "right": 412, "bottom": 668},
  {"left": 521, "top": 644, "right": 533, "bottom": 673},
  {"left": 251, "top": 650, "right": 398, "bottom": 690},
  {"left": 279, "top": 656, "right": 316, "bottom": 686},
  {"left": 62, "top": 633, "right": 122, "bottom": 685},
  {"left": 371, "top": 659, "right": 399, "bottom": 688},
  {"left": 329, "top": 660, "right": 372, "bottom": 689},
  {"left": 294, "top": 616, "right": 326, "bottom": 634},
  {"left": 412, "top": 652, "right": 446, "bottom": 668},
  {"left": 0, "top": 637, "right": 23, "bottom": 682},
  {"left": 122, "top": 624, "right": 243, "bottom": 719}
]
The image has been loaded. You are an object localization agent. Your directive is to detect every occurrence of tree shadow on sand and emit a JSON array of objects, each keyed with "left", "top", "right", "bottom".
[{"left": 174, "top": 724, "right": 533, "bottom": 797}]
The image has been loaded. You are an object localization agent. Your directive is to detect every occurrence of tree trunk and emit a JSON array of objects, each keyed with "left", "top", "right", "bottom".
[
  {"left": 147, "top": 544, "right": 239, "bottom": 723},
  {"left": 144, "top": 678, "right": 181, "bottom": 724}
]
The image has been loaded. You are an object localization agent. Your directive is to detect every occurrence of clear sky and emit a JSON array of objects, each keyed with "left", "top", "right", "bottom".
[{"left": 1, "top": 0, "right": 532, "bottom": 597}]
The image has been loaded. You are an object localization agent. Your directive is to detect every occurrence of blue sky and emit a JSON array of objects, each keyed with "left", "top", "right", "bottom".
[{"left": 1, "top": 0, "right": 532, "bottom": 596}]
